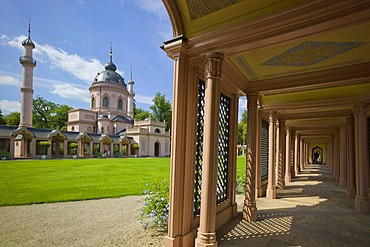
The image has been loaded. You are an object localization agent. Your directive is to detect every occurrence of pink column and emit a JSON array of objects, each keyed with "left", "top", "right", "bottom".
[
  {"left": 243, "top": 93, "right": 259, "bottom": 221},
  {"left": 346, "top": 117, "right": 356, "bottom": 198},
  {"left": 285, "top": 126, "right": 292, "bottom": 182},
  {"left": 294, "top": 131, "right": 299, "bottom": 177},
  {"left": 277, "top": 120, "right": 286, "bottom": 189},
  {"left": 267, "top": 111, "right": 277, "bottom": 199},
  {"left": 354, "top": 104, "right": 369, "bottom": 213},
  {"left": 339, "top": 124, "right": 347, "bottom": 187},
  {"left": 195, "top": 53, "right": 223, "bottom": 247}
]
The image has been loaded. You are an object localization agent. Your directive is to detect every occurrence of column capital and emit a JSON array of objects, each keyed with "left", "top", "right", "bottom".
[
  {"left": 268, "top": 111, "right": 277, "bottom": 123},
  {"left": 162, "top": 37, "right": 188, "bottom": 60},
  {"left": 353, "top": 104, "right": 368, "bottom": 117},
  {"left": 346, "top": 116, "right": 354, "bottom": 124},
  {"left": 204, "top": 52, "right": 224, "bottom": 79},
  {"left": 246, "top": 93, "right": 258, "bottom": 107}
]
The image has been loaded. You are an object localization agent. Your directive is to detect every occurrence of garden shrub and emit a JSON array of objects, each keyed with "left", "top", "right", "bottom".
[
  {"left": 236, "top": 170, "right": 246, "bottom": 194},
  {"left": 139, "top": 179, "right": 169, "bottom": 232}
]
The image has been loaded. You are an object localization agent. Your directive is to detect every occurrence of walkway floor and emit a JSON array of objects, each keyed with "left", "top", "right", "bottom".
[{"left": 218, "top": 164, "right": 370, "bottom": 247}]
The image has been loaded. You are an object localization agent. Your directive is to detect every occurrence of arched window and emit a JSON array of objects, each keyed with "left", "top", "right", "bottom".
[
  {"left": 107, "top": 126, "right": 110, "bottom": 133},
  {"left": 101, "top": 127, "right": 104, "bottom": 134},
  {"left": 113, "top": 126, "right": 116, "bottom": 134},
  {"left": 87, "top": 127, "right": 92, "bottom": 132},
  {"left": 71, "top": 126, "right": 75, "bottom": 131},
  {"left": 155, "top": 128, "right": 161, "bottom": 133},
  {"left": 118, "top": 99, "right": 123, "bottom": 109},
  {"left": 91, "top": 97, "right": 95, "bottom": 108},
  {"left": 103, "top": 97, "right": 109, "bottom": 108}
]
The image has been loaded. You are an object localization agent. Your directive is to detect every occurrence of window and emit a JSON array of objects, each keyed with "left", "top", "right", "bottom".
[
  {"left": 71, "top": 126, "right": 75, "bottom": 131},
  {"left": 101, "top": 127, "right": 104, "bottom": 134},
  {"left": 118, "top": 99, "right": 123, "bottom": 109},
  {"left": 155, "top": 128, "right": 161, "bottom": 133},
  {"left": 103, "top": 97, "right": 109, "bottom": 107},
  {"left": 107, "top": 126, "right": 110, "bottom": 133},
  {"left": 91, "top": 97, "right": 95, "bottom": 108}
]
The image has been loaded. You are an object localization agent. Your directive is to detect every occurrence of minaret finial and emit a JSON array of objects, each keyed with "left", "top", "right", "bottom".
[
  {"left": 110, "top": 43, "right": 113, "bottom": 62},
  {"left": 130, "top": 66, "right": 133, "bottom": 81},
  {"left": 28, "top": 19, "right": 31, "bottom": 38}
]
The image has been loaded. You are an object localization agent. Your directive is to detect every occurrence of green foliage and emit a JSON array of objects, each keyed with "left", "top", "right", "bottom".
[
  {"left": 0, "top": 150, "right": 10, "bottom": 159},
  {"left": 236, "top": 156, "right": 246, "bottom": 193},
  {"left": 131, "top": 143, "right": 139, "bottom": 155},
  {"left": 3, "top": 112, "right": 20, "bottom": 126},
  {"left": 69, "top": 143, "right": 78, "bottom": 155},
  {"left": 32, "top": 96, "right": 72, "bottom": 130},
  {"left": 0, "top": 109, "right": 6, "bottom": 125},
  {"left": 150, "top": 92, "right": 172, "bottom": 131},
  {"left": 238, "top": 110, "right": 248, "bottom": 145},
  {"left": 134, "top": 105, "right": 150, "bottom": 121},
  {"left": 139, "top": 179, "right": 169, "bottom": 231},
  {"left": 39, "top": 141, "right": 51, "bottom": 155},
  {"left": 0, "top": 158, "right": 170, "bottom": 206}
]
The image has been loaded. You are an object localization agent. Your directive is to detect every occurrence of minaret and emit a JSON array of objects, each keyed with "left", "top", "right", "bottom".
[
  {"left": 127, "top": 67, "right": 135, "bottom": 119},
  {"left": 19, "top": 21, "right": 36, "bottom": 127}
]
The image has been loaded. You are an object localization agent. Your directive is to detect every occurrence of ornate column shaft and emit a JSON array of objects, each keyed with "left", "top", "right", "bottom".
[
  {"left": 354, "top": 104, "right": 369, "bottom": 213},
  {"left": 334, "top": 133, "right": 340, "bottom": 182},
  {"left": 285, "top": 126, "right": 292, "bottom": 182},
  {"left": 195, "top": 53, "right": 224, "bottom": 247},
  {"left": 277, "top": 120, "right": 286, "bottom": 189},
  {"left": 267, "top": 111, "right": 277, "bottom": 199},
  {"left": 339, "top": 123, "right": 347, "bottom": 187},
  {"left": 346, "top": 117, "right": 356, "bottom": 198},
  {"left": 243, "top": 93, "right": 258, "bottom": 221},
  {"left": 294, "top": 131, "right": 299, "bottom": 177}
]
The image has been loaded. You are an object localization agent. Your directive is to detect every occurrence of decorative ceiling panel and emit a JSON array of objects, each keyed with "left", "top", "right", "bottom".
[
  {"left": 178, "top": 0, "right": 303, "bottom": 38},
  {"left": 230, "top": 22, "right": 370, "bottom": 81},
  {"left": 186, "top": 0, "right": 243, "bottom": 21}
]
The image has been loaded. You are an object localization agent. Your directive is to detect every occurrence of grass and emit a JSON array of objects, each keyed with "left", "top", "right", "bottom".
[
  {"left": 0, "top": 158, "right": 170, "bottom": 206},
  {"left": 0, "top": 156, "right": 247, "bottom": 206}
]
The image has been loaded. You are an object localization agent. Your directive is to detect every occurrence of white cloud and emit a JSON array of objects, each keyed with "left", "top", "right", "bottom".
[
  {"left": 50, "top": 84, "right": 90, "bottom": 103},
  {"left": 0, "top": 100, "right": 20, "bottom": 114},
  {"left": 1, "top": 33, "right": 104, "bottom": 85},
  {"left": 134, "top": 0, "right": 169, "bottom": 21},
  {"left": 0, "top": 71, "right": 21, "bottom": 86},
  {"left": 239, "top": 97, "right": 247, "bottom": 109},
  {"left": 135, "top": 94, "right": 153, "bottom": 105},
  {"left": 37, "top": 44, "right": 103, "bottom": 84}
]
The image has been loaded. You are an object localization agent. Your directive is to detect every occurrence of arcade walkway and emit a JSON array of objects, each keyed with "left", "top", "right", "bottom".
[{"left": 218, "top": 164, "right": 370, "bottom": 247}]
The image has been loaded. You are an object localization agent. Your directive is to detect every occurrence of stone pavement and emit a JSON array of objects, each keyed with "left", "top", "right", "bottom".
[{"left": 218, "top": 164, "right": 370, "bottom": 247}]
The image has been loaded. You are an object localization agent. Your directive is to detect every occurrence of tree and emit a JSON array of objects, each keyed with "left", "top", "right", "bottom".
[
  {"left": 3, "top": 112, "right": 20, "bottom": 126},
  {"left": 150, "top": 92, "right": 172, "bottom": 131},
  {"left": 237, "top": 110, "right": 247, "bottom": 145},
  {"left": 0, "top": 109, "right": 6, "bottom": 125},
  {"left": 32, "top": 96, "right": 72, "bottom": 130},
  {"left": 134, "top": 105, "right": 150, "bottom": 121},
  {"left": 33, "top": 96, "right": 56, "bottom": 129}
]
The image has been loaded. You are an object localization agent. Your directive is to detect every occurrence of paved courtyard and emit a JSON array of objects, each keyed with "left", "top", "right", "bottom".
[{"left": 218, "top": 164, "right": 370, "bottom": 247}]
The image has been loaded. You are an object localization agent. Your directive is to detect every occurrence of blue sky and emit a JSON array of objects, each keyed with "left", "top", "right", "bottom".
[{"left": 0, "top": 0, "right": 174, "bottom": 114}]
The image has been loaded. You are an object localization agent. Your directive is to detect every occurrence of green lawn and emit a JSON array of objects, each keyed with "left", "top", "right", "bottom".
[
  {"left": 0, "top": 158, "right": 170, "bottom": 206},
  {"left": 0, "top": 156, "right": 247, "bottom": 206}
]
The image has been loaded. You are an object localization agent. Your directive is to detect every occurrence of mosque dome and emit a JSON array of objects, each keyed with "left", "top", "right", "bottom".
[
  {"left": 92, "top": 48, "right": 125, "bottom": 87},
  {"left": 22, "top": 21, "right": 35, "bottom": 49}
]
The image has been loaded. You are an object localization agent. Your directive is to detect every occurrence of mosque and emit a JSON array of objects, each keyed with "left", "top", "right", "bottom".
[{"left": 0, "top": 23, "right": 170, "bottom": 159}]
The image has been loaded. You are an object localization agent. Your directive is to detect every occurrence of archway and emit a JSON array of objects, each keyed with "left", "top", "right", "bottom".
[
  {"left": 312, "top": 146, "right": 323, "bottom": 164},
  {"left": 154, "top": 141, "right": 160, "bottom": 157}
]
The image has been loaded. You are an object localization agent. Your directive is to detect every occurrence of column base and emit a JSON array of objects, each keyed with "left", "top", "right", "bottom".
[
  {"left": 243, "top": 200, "right": 257, "bottom": 222},
  {"left": 164, "top": 236, "right": 180, "bottom": 247},
  {"left": 266, "top": 187, "right": 276, "bottom": 199},
  {"left": 195, "top": 230, "right": 218, "bottom": 247},
  {"left": 355, "top": 197, "right": 369, "bottom": 213},
  {"left": 285, "top": 174, "right": 291, "bottom": 183},
  {"left": 347, "top": 187, "right": 356, "bottom": 198}
]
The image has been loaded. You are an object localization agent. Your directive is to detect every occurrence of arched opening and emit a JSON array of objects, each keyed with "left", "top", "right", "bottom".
[
  {"left": 154, "top": 141, "right": 160, "bottom": 157},
  {"left": 312, "top": 146, "right": 323, "bottom": 164},
  {"left": 91, "top": 97, "right": 95, "bottom": 108},
  {"left": 155, "top": 128, "right": 161, "bottom": 133},
  {"left": 118, "top": 98, "right": 123, "bottom": 109},
  {"left": 103, "top": 96, "right": 109, "bottom": 108}
]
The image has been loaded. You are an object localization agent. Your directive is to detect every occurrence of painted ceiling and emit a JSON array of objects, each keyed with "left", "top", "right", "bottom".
[
  {"left": 178, "top": 0, "right": 304, "bottom": 38},
  {"left": 230, "top": 22, "right": 370, "bottom": 81}
]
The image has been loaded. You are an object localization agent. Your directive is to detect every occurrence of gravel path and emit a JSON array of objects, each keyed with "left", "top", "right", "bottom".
[{"left": 0, "top": 196, "right": 164, "bottom": 247}]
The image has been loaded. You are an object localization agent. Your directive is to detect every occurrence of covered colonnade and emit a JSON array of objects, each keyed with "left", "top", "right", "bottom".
[{"left": 161, "top": 0, "right": 370, "bottom": 246}]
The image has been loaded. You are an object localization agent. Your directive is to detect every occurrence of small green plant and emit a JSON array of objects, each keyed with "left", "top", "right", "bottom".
[
  {"left": 0, "top": 150, "right": 10, "bottom": 159},
  {"left": 139, "top": 179, "right": 169, "bottom": 231},
  {"left": 131, "top": 143, "right": 139, "bottom": 155},
  {"left": 69, "top": 143, "right": 78, "bottom": 155},
  {"left": 39, "top": 141, "right": 51, "bottom": 155},
  {"left": 236, "top": 170, "right": 246, "bottom": 194},
  {"left": 94, "top": 151, "right": 102, "bottom": 158}
]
